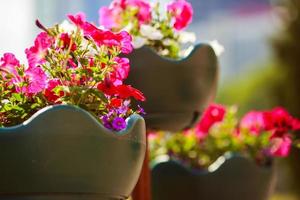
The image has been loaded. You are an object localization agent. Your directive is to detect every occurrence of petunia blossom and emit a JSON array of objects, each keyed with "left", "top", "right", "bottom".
[
  {"left": 240, "top": 111, "right": 265, "bottom": 136},
  {"left": 263, "top": 107, "right": 300, "bottom": 137},
  {"left": 195, "top": 104, "right": 226, "bottom": 139},
  {"left": 67, "top": 12, "right": 86, "bottom": 27},
  {"left": 97, "top": 81, "right": 146, "bottom": 101},
  {"left": 99, "top": 0, "right": 151, "bottom": 30},
  {"left": 13, "top": 66, "right": 47, "bottom": 95},
  {"left": 44, "top": 79, "right": 64, "bottom": 103},
  {"left": 25, "top": 32, "right": 53, "bottom": 67},
  {"left": 110, "top": 57, "right": 130, "bottom": 86},
  {"left": 269, "top": 134, "right": 292, "bottom": 157},
  {"left": 0, "top": 53, "right": 20, "bottom": 76},
  {"left": 167, "top": 0, "right": 193, "bottom": 30}
]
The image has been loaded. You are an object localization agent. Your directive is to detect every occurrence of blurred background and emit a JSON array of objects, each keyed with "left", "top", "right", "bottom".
[{"left": 0, "top": 0, "right": 299, "bottom": 199}]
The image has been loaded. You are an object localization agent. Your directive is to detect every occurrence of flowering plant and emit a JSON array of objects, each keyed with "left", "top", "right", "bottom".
[
  {"left": 0, "top": 12, "right": 145, "bottom": 131},
  {"left": 149, "top": 104, "right": 300, "bottom": 169},
  {"left": 99, "top": 0, "right": 195, "bottom": 58}
]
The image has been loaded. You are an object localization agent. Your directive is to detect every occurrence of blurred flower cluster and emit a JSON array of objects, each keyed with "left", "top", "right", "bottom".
[
  {"left": 99, "top": 0, "right": 195, "bottom": 58},
  {"left": 149, "top": 104, "right": 300, "bottom": 169},
  {"left": 0, "top": 12, "right": 145, "bottom": 131}
]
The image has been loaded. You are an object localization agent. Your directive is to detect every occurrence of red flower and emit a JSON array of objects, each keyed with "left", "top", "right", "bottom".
[
  {"left": 60, "top": 33, "right": 77, "bottom": 51},
  {"left": 263, "top": 107, "right": 300, "bottom": 137},
  {"left": 110, "top": 98, "right": 123, "bottom": 108},
  {"left": 195, "top": 104, "right": 226, "bottom": 139},
  {"left": 44, "top": 79, "right": 64, "bottom": 103},
  {"left": 97, "top": 81, "right": 145, "bottom": 101},
  {"left": 115, "top": 85, "right": 146, "bottom": 101}
]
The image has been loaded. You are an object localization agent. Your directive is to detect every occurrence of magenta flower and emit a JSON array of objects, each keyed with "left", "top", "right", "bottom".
[
  {"left": 25, "top": 32, "right": 53, "bottom": 67},
  {"left": 127, "top": 0, "right": 152, "bottom": 24},
  {"left": 67, "top": 12, "right": 86, "bottom": 27},
  {"left": 195, "top": 104, "right": 226, "bottom": 139},
  {"left": 110, "top": 57, "right": 130, "bottom": 86},
  {"left": 263, "top": 107, "right": 300, "bottom": 137},
  {"left": 13, "top": 66, "right": 47, "bottom": 95},
  {"left": 99, "top": 0, "right": 151, "bottom": 30},
  {"left": 269, "top": 134, "right": 292, "bottom": 157},
  {"left": 112, "top": 117, "right": 127, "bottom": 131},
  {"left": 240, "top": 111, "right": 265, "bottom": 136},
  {"left": 117, "top": 31, "right": 133, "bottom": 54},
  {"left": 167, "top": 0, "right": 193, "bottom": 30},
  {"left": 90, "top": 29, "right": 133, "bottom": 54},
  {"left": 99, "top": 4, "right": 123, "bottom": 29},
  {"left": 0, "top": 53, "right": 20, "bottom": 76}
]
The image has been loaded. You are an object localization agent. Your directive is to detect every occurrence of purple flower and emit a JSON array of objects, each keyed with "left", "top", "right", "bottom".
[
  {"left": 112, "top": 117, "right": 127, "bottom": 131},
  {"left": 102, "top": 115, "right": 113, "bottom": 130}
]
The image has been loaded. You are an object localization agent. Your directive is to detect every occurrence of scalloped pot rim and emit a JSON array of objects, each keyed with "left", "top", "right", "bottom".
[
  {"left": 152, "top": 154, "right": 272, "bottom": 176},
  {"left": 0, "top": 105, "right": 145, "bottom": 136},
  {"left": 136, "top": 43, "right": 216, "bottom": 63}
]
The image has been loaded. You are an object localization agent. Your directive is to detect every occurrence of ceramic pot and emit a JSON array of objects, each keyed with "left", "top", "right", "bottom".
[
  {"left": 126, "top": 44, "right": 219, "bottom": 132},
  {"left": 151, "top": 156, "right": 275, "bottom": 200},
  {"left": 0, "top": 105, "right": 146, "bottom": 200}
]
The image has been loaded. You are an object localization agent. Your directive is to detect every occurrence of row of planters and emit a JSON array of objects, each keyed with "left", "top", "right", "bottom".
[{"left": 0, "top": 0, "right": 297, "bottom": 200}]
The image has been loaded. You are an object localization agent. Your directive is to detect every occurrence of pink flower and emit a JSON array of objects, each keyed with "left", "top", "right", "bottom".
[
  {"left": 167, "top": 0, "right": 193, "bottom": 30},
  {"left": 195, "top": 104, "right": 226, "bottom": 139},
  {"left": 110, "top": 57, "right": 130, "bottom": 86},
  {"left": 25, "top": 32, "right": 53, "bottom": 67},
  {"left": 67, "top": 12, "right": 86, "bottom": 27},
  {"left": 240, "top": 111, "right": 265, "bottom": 135},
  {"left": 99, "top": 0, "right": 151, "bottom": 30},
  {"left": 263, "top": 107, "right": 300, "bottom": 137},
  {"left": 44, "top": 79, "right": 64, "bottom": 103},
  {"left": 269, "top": 134, "right": 292, "bottom": 157},
  {"left": 13, "top": 66, "right": 47, "bottom": 95},
  {"left": 116, "top": 31, "right": 133, "bottom": 54},
  {"left": 127, "top": 0, "right": 151, "bottom": 24},
  {"left": 99, "top": 5, "right": 123, "bottom": 29},
  {"left": 0, "top": 53, "right": 20, "bottom": 76}
]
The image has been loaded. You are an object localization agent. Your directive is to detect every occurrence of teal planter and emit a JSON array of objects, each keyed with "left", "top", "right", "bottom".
[
  {"left": 126, "top": 44, "right": 219, "bottom": 132},
  {"left": 152, "top": 156, "right": 275, "bottom": 200},
  {"left": 0, "top": 105, "right": 146, "bottom": 200}
]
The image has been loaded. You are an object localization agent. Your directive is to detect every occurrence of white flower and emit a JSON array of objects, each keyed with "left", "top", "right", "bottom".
[
  {"left": 132, "top": 36, "right": 147, "bottom": 49},
  {"left": 178, "top": 31, "right": 196, "bottom": 44},
  {"left": 59, "top": 20, "right": 77, "bottom": 33},
  {"left": 162, "top": 39, "right": 174, "bottom": 46},
  {"left": 209, "top": 40, "right": 225, "bottom": 57},
  {"left": 140, "top": 24, "right": 164, "bottom": 40},
  {"left": 1, "top": 99, "right": 9, "bottom": 104}
]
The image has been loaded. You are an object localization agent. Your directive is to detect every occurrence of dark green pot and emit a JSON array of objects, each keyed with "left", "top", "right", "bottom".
[
  {"left": 126, "top": 44, "right": 219, "bottom": 132},
  {"left": 0, "top": 105, "right": 146, "bottom": 200},
  {"left": 152, "top": 156, "right": 275, "bottom": 200}
]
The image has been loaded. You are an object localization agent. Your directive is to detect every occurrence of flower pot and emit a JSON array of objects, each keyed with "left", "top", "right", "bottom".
[
  {"left": 0, "top": 105, "right": 146, "bottom": 200},
  {"left": 151, "top": 156, "right": 276, "bottom": 200},
  {"left": 126, "top": 44, "right": 219, "bottom": 132}
]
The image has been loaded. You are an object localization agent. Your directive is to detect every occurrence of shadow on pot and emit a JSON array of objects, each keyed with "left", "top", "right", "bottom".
[{"left": 126, "top": 43, "right": 219, "bottom": 132}]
